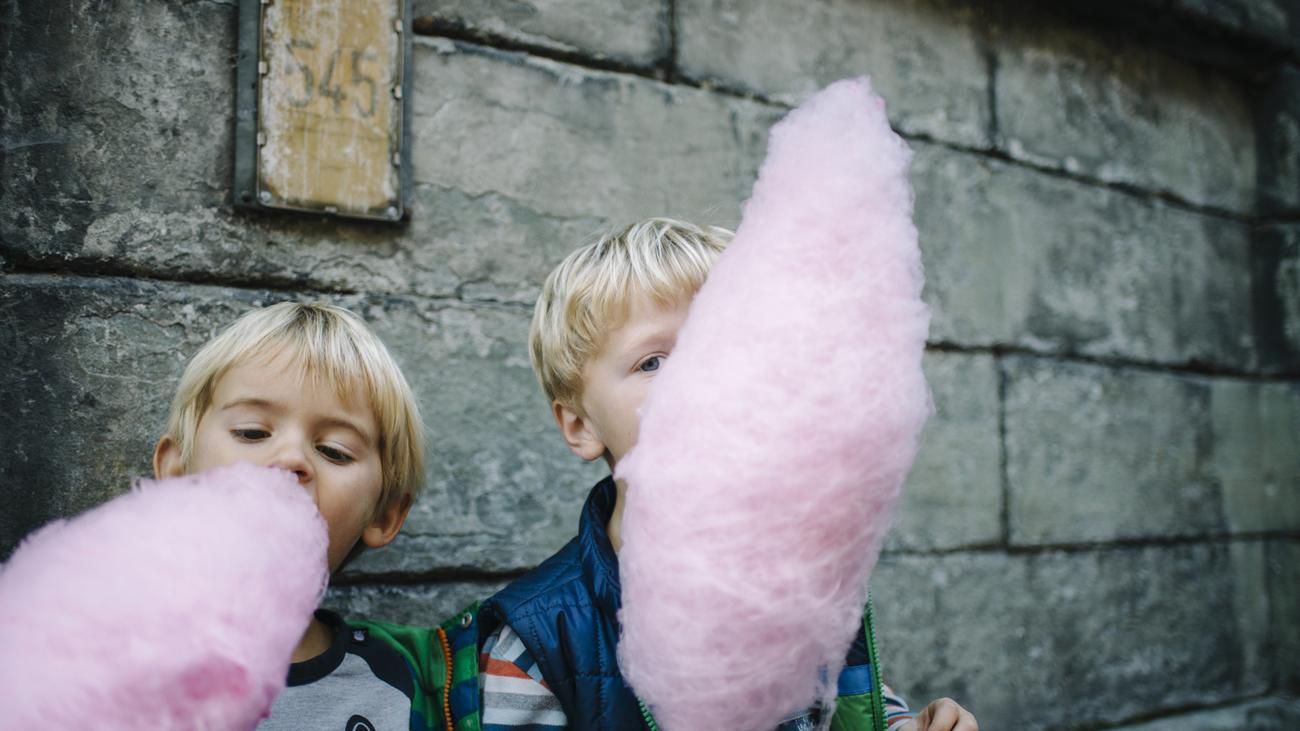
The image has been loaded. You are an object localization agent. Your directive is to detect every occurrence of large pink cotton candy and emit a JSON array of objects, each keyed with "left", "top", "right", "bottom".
[
  {"left": 617, "top": 78, "right": 930, "bottom": 730},
  {"left": 0, "top": 463, "right": 329, "bottom": 730}
]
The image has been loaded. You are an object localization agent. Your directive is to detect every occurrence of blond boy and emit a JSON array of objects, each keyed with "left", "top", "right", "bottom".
[
  {"left": 154, "top": 302, "right": 475, "bottom": 730},
  {"left": 477, "top": 219, "right": 977, "bottom": 731}
]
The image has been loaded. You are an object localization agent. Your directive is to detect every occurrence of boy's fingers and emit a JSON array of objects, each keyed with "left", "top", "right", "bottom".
[{"left": 916, "top": 698, "right": 965, "bottom": 730}]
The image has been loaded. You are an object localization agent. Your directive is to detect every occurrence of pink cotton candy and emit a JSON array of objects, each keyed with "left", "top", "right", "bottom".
[
  {"left": 616, "top": 78, "right": 930, "bottom": 730},
  {"left": 0, "top": 463, "right": 329, "bottom": 730}
]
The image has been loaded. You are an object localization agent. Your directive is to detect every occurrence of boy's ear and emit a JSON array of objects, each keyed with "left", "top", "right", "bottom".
[
  {"left": 553, "top": 400, "right": 607, "bottom": 462},
  {"left": 152, "top": 436, "right": 185, "bottom": 479},
  {"left": 361, "top": 494, "right": 413, "bottom": 550}
]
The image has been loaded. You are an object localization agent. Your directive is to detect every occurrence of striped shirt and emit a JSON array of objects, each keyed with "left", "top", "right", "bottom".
[{"left": 480, "top": 624, "right": 915, "bottom": 730}]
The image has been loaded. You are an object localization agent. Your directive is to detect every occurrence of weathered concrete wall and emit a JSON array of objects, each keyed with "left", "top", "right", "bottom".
[{"left": 2, "top": 1, "right": 1296, "bottom": 728}]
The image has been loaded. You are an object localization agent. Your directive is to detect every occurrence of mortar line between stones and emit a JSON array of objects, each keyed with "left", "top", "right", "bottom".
[
  {"left": 1263, "top": 539, "right": 1280, "bottom": 695},
  {"left": 929, "top": 341, "right": 1300, "bottom": 384},
  {"left": 334, "top": 533, "right": 1300, "bottom": 585},
  {"left": 415, "top": 35, "right": 1258, "bottom": 225},
  {"left": 906, "top": 132, "right": 1255, "bottom": 224},
  {"left": 1256, "top": 213, "right": 1300, "bottom": 227},
  {"left": 0, "top": 261, "right": 534, "bottom": 312},
  {"left": 1073, "top": 690, "right": 1281, "bottom": 731},
  {"left": 971, "top": 530, "right": 1290, "bottom": 557},
  {"left": 664, "top": 0, "right": 680, "bottom": 83},
  {"left": 333, "top": 567, "right": 532, "bottom": 587},
  {"left": 6, "top": 265, "right": 1294, "bottom": 381},
  {"left": 412, "top": 17, "right": 672, "bottom": 82},
  {"left": 996, "top": 352, "right": 1011, "bottom": 549},
  {"left": 985, "top": 45, "right": 1001, "bottom": 150}
]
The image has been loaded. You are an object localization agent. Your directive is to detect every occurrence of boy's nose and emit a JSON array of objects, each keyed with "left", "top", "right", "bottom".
[{"left": 268, "top": 443, "right": 312, "bottom": 484}]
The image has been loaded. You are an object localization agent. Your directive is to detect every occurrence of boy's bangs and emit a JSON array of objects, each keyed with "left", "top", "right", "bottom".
[
  {"left": 242, "top": 331, "right": 375, "bottom": 412},
  {"left": 588, "top": 241, "right": 714, "bottom": 330}
]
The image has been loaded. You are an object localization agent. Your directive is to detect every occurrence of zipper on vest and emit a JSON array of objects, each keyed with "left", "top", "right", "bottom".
[
  {"left": 436, "top": 626, "right": 455, "bottom": 731},
  {"left": 864, "top": 596, "right": 887, "bottom": 731},
  {"left": 638, "top": 698, "right": 661, "bottom": 730}
]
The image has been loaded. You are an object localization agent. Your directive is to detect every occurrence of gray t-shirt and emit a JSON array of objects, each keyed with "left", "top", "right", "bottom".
[{"left": 259, "top": 610, "right": 415, "bottom": 731}]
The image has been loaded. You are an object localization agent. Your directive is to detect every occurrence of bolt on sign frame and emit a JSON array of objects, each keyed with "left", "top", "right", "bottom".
[{"left": 235, "top": 0, "right": 412, "bottom": 222}]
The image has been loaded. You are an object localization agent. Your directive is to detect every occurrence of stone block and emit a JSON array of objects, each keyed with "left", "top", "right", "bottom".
[
  {"left": 1269, "top": 540, "right": 1300, "bottom": 691},
  {"left": 2, "top": 19, "right": 773, "bottom": 305},
  {"left": 915, "top": 143, "right": 1258, "bottom": 372},
  {"left": 412, "top": 0, "right": 668, "bottom": 67},
  {"left": 911, "top": 145, "right": 1023, "bottom": 348},
  {"left": 1230, "top": 540, "right": 1277, "bottom": 694},
  {"left": 1210, "top": 379, "right": 1300, "bottom": 534},
  {"left": 1172, "top": 0, "right": 1300, "bottom": 54},
  {"left": 870, "top": 542, "right": 1270, "bottom": 730},
  {"left": 0, "top": 274, "right": 605, "bottom": 571},
  {"left": 993, "top": 18, "right": 1256, "bottom": 213},
  {"left": 1003, "top": 357, "right": 1225, "bottom": 545},
  {"left": 0, "top": 1, "right": 235, "bottom": 259},
  {"left": 1251, "top": 226, "right": 1300, "bottom": 371},
  {"left": 1105, "top": 696, "right": 1300, "bottom": 731},
  {"left": 886, "top": 352, "right": 1001, "bottom": 552},
  {"left": 0, "top": 274, "right": 248, "bottom": 559},
  {"left": 1258, "top": 66, "right": 1300, "bottom": 216},
  {"left": 326, "top": 580, "right": 509, "bottom": 627},
  {"left": 676, "top": 0, "right": 991, "bottom": 147},
  {"left": 1005, "top": 359, "right": 1300, "bottom": 545},
  {"left": 404, "top": 40, "right": 774, "bottom": 303}
]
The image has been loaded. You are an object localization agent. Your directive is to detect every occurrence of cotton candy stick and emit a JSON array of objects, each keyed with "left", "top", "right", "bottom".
[
  {"left": 616, "top": 77, "right": 930, "bottom": 730},
  {"left": 0, "top": 463, "right": 329, "bottom": 730}
]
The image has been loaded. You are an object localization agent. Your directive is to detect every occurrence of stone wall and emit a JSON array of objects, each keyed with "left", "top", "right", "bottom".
[{"left": 2, "top": 1, "right": 1296, "bottom": 728}]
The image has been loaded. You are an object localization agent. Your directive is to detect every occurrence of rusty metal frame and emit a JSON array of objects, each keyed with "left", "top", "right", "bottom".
[{"left": 233, "top": 0, "right": 412, "bottom": 222}]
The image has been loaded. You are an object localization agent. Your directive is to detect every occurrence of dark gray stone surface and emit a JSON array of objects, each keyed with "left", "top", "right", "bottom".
[
  {"left": 1171, "top": 0, "right": 1300, "bottom": 55},
  {"left": 676, "top": 0, "right": 992, "bottom": 147},
  {"left": 994, "top": 16, "right": 1256, "bottom": 213},
  {"left": 872, "top": 542, "right": 1273, "bottom": 730},
  {"left": 1006, "top": 357, "right": 1299, "bottom": 545},
  {"left": 326, "top": 579, "right": 510, "bottom": 627},
  {"left": 1004, "top": 357, "right": 1224, "bottom": 545},
  {"left": 1269, "top": 540, "right": 1300, "bottom": 691},
  {"left": 1211, "top": 379, "right": 1300, "bottom": 534},
  {"left": 1, "top": 16, "right": 772, "bottom": 304},
  {"left": 1105, "top": 696, "right": 1300, "bottom": 731},
  {"left": 887, "top": 352, "right": 1002, "bottom": 551},
  {"left": 412, "top": 0, "right": 668, "bottom": 67},
  {"left": 915, "top": 143, "right": 1260, "bottom": 372},
  {"left": 1251, "top": 226, "right": 1300, "bottom": 373},
  {"left": 404, "top": 39, "right": 774, "bottom": 303},
  {"left": 0, "top": 275, "right": 246, "bottom": 558},
  {"left": 1259, "top": 67, "right": 1300, "bottom": 216},
  {"left": 1, "top": 1, "right": 237, "bottom": 266}
]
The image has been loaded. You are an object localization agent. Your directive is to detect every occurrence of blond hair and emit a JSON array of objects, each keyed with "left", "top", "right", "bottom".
[
  {"left": 530, "top": 217, "right": 732, "bottom": 407},
  {"left": 162, "top": 302, "right": 424, "bottom": 514}
]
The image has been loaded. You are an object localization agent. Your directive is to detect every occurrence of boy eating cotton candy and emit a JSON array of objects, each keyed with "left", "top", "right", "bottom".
[
  {"left": 477, "top": 218, "right": 976, "bottom": 730},
  {"left": 153, "top": 302, "right": 477, "bottom": 729}
]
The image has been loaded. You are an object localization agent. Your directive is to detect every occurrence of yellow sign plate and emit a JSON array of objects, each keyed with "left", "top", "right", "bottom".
[{"left": 258, "top": 0, "right": 404, "bottom": 219}]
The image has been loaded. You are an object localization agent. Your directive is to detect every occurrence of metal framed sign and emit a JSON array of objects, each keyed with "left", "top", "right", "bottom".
[{"left": 235, "top": 0, "right": 411, "bottom": 221}]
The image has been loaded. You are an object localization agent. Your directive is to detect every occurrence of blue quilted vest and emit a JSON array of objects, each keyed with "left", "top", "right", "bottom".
[
  {"left": 480, "top": 476, "right": 641, "bottom": 729},
  {"left": 479, "top": 477, "right": 886, "bottom": 731}
]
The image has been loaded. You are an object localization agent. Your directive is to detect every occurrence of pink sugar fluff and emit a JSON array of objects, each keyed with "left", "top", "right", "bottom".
[
  {"left": 0, "top": 463, "right": 329, "bottom": 730},
  {"left": 616, "top": 78, "right": 931, "bottom": 730}
]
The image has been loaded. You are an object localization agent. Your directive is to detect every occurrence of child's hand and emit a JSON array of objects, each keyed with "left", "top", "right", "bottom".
[{"left": 901, "top": 698, "right": 978, "bottom": 731}]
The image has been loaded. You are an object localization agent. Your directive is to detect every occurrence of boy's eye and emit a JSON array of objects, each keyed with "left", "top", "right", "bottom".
[
  {"left": 232, "top": 429, "right": 270, "bottom": 441},
  {"left": 317, "top": 445, "right": 354, "bottom": 464},
  {"left": 637, "top": 356, "right": 662, "bottom": 373}
]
